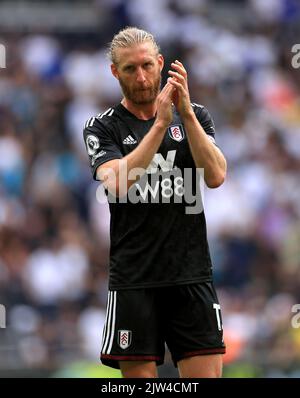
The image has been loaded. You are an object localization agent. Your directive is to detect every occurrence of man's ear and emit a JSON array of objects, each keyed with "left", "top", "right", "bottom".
[
  {"left": 111, "top": 64, "right": 119, "bottom": 80},
  {"left": 158, "top": 54, "right": 164, "bottom": 72}
]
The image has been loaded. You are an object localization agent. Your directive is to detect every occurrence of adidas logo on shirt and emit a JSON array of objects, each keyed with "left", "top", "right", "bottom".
[{"left": 123, "top": 135, "right": 137, "bottom": 145}]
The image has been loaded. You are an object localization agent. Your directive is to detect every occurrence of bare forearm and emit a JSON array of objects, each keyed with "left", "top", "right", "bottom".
[
  {"left": 126, "top": 121, "right": 166, "bottom": 174},
  {"left": 182, "top": 112, "right": 227, "bottom": 188},
  {"left": 167, "top": 60, "right": 226, "bottom": 187},
  {"left": 97, "top": 120, "right": 167, "bottom": 195}
]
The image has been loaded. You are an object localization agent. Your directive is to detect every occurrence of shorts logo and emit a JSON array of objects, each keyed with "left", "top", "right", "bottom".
[
  {"left": 118, "top": 330, "right": 132, "bottom": 349},
  {"left": 168, "top": 125, "right": 185, "bottom": 142}
]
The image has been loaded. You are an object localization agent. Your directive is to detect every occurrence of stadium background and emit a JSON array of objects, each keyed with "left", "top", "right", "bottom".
[{"left": 0, "top": 0, "right": 300, "bottom": 378}]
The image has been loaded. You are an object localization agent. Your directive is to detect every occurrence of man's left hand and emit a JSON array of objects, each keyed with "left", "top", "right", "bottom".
[{"left": 168, "top": 60, "right": 193, "bottom": 118}]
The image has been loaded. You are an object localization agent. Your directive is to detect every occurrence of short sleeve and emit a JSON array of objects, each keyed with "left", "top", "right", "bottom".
[
  {"left": 83, "top": 118, "right": 123, "bottom": 180},
  {"left": 192, "top": 103, "right": 217, "bottom": 145}
]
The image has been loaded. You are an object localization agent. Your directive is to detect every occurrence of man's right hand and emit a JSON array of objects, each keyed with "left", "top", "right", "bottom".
[{"left": 155, "top": 82, "right": 175, "bottom": 128}]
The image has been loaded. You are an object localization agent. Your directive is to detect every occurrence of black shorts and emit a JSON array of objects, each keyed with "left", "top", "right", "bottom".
[{"left": 100, "top": 282, "right": 226, "bottom": 369}]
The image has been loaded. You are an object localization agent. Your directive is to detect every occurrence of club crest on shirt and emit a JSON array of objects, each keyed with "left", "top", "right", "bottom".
[
  {"left": 118, "top": 330, "right": 132, "bottom": 349},
  {"left": 168, "top": 125, "right": 185, "bottom": 142}
]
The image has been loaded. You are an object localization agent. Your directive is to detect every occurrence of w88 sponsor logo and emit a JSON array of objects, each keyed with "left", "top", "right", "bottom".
[
  {"left": 96, "top": 150, "right": 205, "bottom": 214},
  {"left": 135, "top": 174, "right": 185, "bottom": 201}
]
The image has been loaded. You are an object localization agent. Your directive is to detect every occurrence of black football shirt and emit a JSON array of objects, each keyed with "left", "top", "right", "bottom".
[{"left": 83, "top": 102, "right": 217, "bottom": 290}]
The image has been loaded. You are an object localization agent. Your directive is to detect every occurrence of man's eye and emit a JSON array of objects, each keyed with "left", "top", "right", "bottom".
[{"left": 124, "top": 66, "right": 134, "bottom": 72}]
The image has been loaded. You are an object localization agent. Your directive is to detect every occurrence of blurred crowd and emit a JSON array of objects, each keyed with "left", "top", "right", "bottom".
[{"left": 0, "top": 0, "right": 300, "bottom": 377}]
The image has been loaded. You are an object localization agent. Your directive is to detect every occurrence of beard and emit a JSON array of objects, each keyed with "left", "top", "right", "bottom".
[{"left": 119, "top": 74, "right": 161, "bottom": 105}]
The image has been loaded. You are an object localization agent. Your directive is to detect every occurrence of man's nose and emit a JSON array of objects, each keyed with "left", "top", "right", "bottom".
[{"left": 136, "top": 67, "right": 146, "bottom": 83}]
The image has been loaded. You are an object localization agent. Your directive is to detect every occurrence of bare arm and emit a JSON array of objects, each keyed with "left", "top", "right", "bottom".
[
  {"left": 180, "top": 111, "right": 227, "bottom": 188},
  {"left": 168, "top": 60, "right": 227, "bottom": 188},
  {"left": 97, "top": 83, "right": 175, "bottom": 196}
]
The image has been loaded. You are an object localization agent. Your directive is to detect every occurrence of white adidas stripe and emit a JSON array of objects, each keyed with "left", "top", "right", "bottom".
[
  {"left": 88, "top": 117, "right": 95, "bottom": 127},
  {"left": 101, "top": 291, "right": 112, "bottom": 350},
  {"left": 191, "top": 102, "right": 204, "bottom": 109},
  {"left": 85, "top": 109, "right": 114, "bottom": 129},
  {"left": 98, "top": 108, "right": 112, "bottom": 119},
  {"left": 102, "top": 291, "right": 117, "bottom": 354},
  {"left": 106, "top": 291, "right": 117, "bottom": 354},
  {"left": 85, "top": 116, "right": 95, "bottom": 128}
]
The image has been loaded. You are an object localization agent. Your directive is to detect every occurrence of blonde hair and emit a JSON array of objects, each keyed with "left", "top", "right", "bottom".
[{"left": 108, "top": 26, "right": 160, "bottom": 64}]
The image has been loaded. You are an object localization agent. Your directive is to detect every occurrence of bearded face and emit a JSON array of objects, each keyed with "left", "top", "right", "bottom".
[
  {"left": 118, "top": 73, "right": 161, "bottom": 105},
  {"left": 112, "top": 42, "right": 164, "bottom": 105}
]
